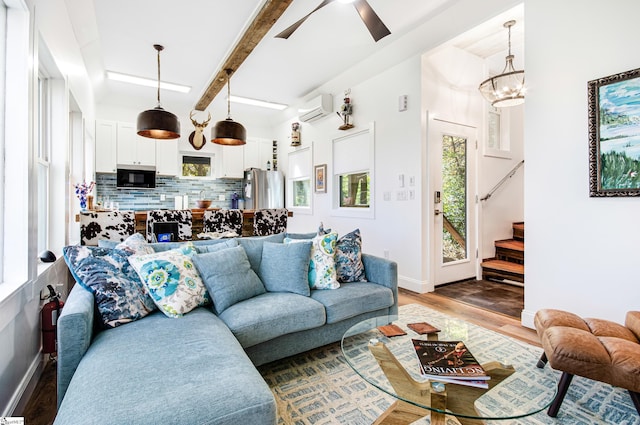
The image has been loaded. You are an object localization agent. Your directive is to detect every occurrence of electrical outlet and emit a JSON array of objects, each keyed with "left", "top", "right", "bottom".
[
  {"left": 383, "top": 191, "right": 391, "bottom": 201},
  {"left": 397, "top": 190, "right": 407, "bottom": 201},
  {"left": 160, "top": 194, "right": 166, "bottom": 201},
  {"left": 218, "top": 194, "right": 225, "bottom": 201},
  {"left": 383, "top": 250, "right": 389, "bottom": 259}
]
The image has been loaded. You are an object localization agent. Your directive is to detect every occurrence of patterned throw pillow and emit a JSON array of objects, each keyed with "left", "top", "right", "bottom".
[
  {"left": 115, "top": 233, "right": 155, "bottom": 255},
  {"left": 285, "top": 233, "right": 340, "bottom": 290},
  {"left": 335, "top": 229, "right": 367, "bottom": 283},
  {"left": 63, "top": 245, "right": 157, "bottom": 328},
  {"left": 129, "top": 243, "right": 210, "bottom": 318}
]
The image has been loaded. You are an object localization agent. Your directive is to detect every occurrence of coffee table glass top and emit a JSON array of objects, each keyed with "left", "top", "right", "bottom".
[{"left": 341, "top": 312, "right": 558, "bottom": 421}]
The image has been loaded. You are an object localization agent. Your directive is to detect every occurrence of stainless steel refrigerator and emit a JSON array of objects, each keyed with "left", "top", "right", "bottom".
[{"left": 243, "top": 168, "right": 285, "bottom": 210}]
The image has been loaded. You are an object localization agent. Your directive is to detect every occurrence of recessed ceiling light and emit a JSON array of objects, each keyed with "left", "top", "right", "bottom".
[
  {"left": 106, "top": 71, "right": 191, "bottom": 93},
  {"left": 229, "top": 95, "right": 288, "bottom": 110}
]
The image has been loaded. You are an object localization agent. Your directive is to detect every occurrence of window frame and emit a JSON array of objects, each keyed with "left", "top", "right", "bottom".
[{"left": 286, "top": 145, "right": 312, "bottom": 214}]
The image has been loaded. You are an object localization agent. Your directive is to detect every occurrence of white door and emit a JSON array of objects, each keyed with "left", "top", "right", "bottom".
[{"left": 429, "top": 117, "right": 478, "bottom": 285}]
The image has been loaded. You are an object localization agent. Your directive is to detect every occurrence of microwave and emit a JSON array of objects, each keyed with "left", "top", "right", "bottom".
[{"left": 116, "top": 165, "right": 156, "bottom": 189}]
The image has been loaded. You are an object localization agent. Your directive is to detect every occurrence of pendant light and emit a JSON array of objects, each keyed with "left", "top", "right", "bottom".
[
  {"left": 212, "top": 68, "right": 246, "bottom": 146},
  {"left": 478, "top": 20, "right": 525, "bottom": 108},
  {"left": 137, "top": 44, "right": 181, "bottom": 139}
]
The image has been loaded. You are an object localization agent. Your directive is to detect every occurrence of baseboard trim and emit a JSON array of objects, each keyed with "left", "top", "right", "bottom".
[
  {"left": 399, "top": 276, "right": 433, "bottom": 294},
  {"left": 521, "top": 308, "right": 536, "bottom": 330},
  {"left": 4, "top": 353, "right": 43, "bottom": 417}
]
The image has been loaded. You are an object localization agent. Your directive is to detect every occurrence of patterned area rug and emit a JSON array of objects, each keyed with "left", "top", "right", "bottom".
[{"left": 257, "top": 304, "right": 639, "bottom": 425}]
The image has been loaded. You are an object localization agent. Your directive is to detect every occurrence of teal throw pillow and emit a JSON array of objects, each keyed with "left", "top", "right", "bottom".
[
  {"left": 193, "top": 246, "right": 265, "bottom": 315},
  {"left": 258, "top": 241, "right": 312, "bottom": 296}
]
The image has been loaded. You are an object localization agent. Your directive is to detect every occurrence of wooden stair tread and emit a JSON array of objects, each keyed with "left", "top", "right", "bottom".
[
  {"left": 495, "top": 239, "right": 524, "bottom": 251},
  {"left": 481, "top": 259, "right": 524, "bottom": 273}
]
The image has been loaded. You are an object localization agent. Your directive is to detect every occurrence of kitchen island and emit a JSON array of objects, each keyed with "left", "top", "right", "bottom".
[{"left": 76, "top": 208, "right": 292, "bottom": 240}]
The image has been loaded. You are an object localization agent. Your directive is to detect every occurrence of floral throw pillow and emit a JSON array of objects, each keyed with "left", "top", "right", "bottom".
[
  {"left": 63, "top": 245, "right": 156, "bottom": 328},
  {"left": 336, "top": 229, "right": 367, "bottom": 283},
  {"left": 115, "top": 233, "right": 155, "bottom": 255},
  {"left": 285, "top": 232, "right": 340, "bottom": 290},
  {"left": 129, "top": 243, "right": 210, "bottom": 318}
]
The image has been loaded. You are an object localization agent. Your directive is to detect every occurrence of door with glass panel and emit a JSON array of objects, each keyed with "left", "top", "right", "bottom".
[{"left": 430, "top": 118, "right": 477, "bottom": 285}]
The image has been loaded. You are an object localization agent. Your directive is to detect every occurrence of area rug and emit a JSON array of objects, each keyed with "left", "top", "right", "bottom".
[{"left": 257, "top": 304, "right": 639, "bottom": 425}]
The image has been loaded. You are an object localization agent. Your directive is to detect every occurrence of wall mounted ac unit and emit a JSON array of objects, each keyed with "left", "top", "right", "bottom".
[{"left": 298, "top": 94, "right": 333, "bottom": 122}]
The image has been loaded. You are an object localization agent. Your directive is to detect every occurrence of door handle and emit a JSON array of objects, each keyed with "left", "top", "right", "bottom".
[{"left": 434, "top": 209, "right": 443, "bottom": 216}]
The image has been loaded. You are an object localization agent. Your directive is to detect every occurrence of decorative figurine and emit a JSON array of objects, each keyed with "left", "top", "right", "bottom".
[
  {"left": 291, "top": 122, "right": 301, "bottom": 146},
  {"left": 338, "top": 89, "right": 354, "bottom": 130},
  {"left": 188, "top": 110, "right": 211, "bottom": 150}
]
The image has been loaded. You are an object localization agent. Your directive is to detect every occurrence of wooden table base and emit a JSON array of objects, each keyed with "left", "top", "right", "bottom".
[{"left": 368, "top": 341, "right": 515, "bottom": 425}]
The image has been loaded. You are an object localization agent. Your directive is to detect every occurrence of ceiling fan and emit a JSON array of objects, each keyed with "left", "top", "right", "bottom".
[{"left": 275, "top": 0, "right": 391, "bottom": 42}]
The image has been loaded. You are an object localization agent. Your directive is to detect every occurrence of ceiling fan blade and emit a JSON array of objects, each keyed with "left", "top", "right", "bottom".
[
  {"left": 275, "top": 0, "right": 336, "bottom": 39},
  {"left": 352, "top": 0, "right": 391, "bottom": 42}
]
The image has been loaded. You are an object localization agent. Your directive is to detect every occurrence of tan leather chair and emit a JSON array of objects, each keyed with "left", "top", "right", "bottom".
[{"left": 535, "top": 309, "right": 640, "bottom": 417}]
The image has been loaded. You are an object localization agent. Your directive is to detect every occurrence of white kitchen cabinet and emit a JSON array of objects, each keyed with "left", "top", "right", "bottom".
[
  {"left": 217, "top": 145, "right": 244, "bottom": 178},
  {"left": 244, "top": 138, "right": 274, "bottom": 170},
  {"left": 116, "top": 122, "right": 156, "bottom": 166},
  {"left": 95, "top": 120, "right": 117, "bottom": 173},
  {"left": 156, "top": 139, "right": 178, "bottom": 176}
]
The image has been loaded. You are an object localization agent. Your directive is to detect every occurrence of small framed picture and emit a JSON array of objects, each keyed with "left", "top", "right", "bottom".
[{"left": 315, "top": 164, "right": 327, "bottom": 193}]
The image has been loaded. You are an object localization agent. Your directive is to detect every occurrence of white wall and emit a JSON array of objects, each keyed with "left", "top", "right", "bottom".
[
  {"left": 522, "top": 0, "right": 640, "bottom": 326},
  {"left": 1, "top": 0, "right": 95, "bottom": 415}
]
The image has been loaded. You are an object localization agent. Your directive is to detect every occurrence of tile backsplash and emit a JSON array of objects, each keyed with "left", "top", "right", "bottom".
[{"left": 95, "top": 173, "right": 243, "bottom": 210}]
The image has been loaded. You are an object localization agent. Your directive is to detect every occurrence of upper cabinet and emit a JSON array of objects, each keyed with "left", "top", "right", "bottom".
[
  {"left": 116, "top": 122, "right": 156, "bottom": 166},
  {"left": 216, "top": 145, "right": 245, "bottom": 178},
  {"left": 95, "top": 120, "right": 117, "bottom": 173},
  {"left": 244, "top": 138, "right": 274, "bottom": 170},
  {"left": 156, "top": 139, "right": 178, "bottom": 176}
]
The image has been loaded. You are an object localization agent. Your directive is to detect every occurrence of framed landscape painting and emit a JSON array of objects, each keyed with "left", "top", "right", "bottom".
[{"left": 589, "top": 67, "right": 640, "bottom": 197}]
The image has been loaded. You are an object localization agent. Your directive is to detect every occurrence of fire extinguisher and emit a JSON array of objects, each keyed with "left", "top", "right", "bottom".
[{"left": 42, "top": 284, "right": 64, "bottom": 355}]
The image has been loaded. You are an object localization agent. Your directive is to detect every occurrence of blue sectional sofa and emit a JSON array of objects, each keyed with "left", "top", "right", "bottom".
[{"left": 55, "top": 232, "right": 398, "bottom": 425}]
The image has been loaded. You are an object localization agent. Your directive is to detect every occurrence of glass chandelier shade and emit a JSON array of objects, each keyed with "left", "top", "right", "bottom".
[
  {"left": 478, "top": 20, "right": 525, "bottom": 108},
  {"left": 137, "top": 44, "right": 181, "bottom": 139},
  {"left": 213, "top": 69, "right": 246, "bottom": 146}
]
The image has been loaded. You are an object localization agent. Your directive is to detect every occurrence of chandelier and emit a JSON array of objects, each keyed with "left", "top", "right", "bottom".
[{"left": 478, "top": 20, "right": 525, "bottom": 107}]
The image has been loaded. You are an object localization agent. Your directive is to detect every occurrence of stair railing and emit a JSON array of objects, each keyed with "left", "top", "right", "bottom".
[{"left": 480, "top": 160, "right": 524, "bottom": 202}]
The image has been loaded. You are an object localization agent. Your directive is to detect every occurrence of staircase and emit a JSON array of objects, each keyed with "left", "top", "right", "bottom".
[{"left": 481, "top": 222, "right": 524, "bottom": 283}]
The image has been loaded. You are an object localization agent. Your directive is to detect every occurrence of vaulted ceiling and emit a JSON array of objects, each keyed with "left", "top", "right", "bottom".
[{"left": 65, "top": 0, "right": 523, "bottom": 123}]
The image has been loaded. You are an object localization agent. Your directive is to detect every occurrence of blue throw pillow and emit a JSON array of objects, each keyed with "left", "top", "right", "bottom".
[
  {"left": 258, "top": 241, "right": 312, "bottom": 296},
  {"left": 199, "top": 238, "right": 238, "bottom": 253},
  {"left": 63, "top": 245, "right": 157, "bottom": 328},
  {"left": 193, "top": 246, "right": 265, "bottom": 315},
  {"left": 336, "top": 229, "right": 367, "bottom": 282},
  {"left": 237, "top": 233, "right": 286, "bottom": 272}
]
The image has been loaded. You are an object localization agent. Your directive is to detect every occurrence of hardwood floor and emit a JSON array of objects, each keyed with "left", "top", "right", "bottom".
[{"left": 21, "top": 287, "right": 539, "bottom": 424}]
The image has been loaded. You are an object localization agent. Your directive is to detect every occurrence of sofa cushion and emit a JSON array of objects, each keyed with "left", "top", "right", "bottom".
[
  {"left": 129, "top": 243, "right": 210, "bottom": 318},
  {"left": 258, "top": 241, "right": 312, "bottom": 296},
  {"left": 62, "top": 245, "right": 156, "bottom": 328},
  {"left": 335, "top": 228, "right": 367, "bottom": 283},
  {"left": 237, "top": 233, "right": 286, "bottom": 271},
  {"left": 310, "top": 282, "right": 394, "bottom": 324},
  {"left": 219, "top": 292, "right": 326, "bottom": 347},
  {"left": 54, "top": 308, "right": 276, "bottom": 425},
  {"left": 193, "top": 246, "right": 265, "bottom": 315}
]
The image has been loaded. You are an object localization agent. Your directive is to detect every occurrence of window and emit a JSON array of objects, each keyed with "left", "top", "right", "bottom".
[
  {"left": 331, "top": 123, "right": 375, "bottom": 218},
  {"left": 484, "top": 105, "right": 511, "bottom": 158},
  {"left": 287, "top": 146, "right": 312, "bottom": 213},
  {"left": 37, "top": 73, "right": 51, "bottom": 254},
  {"left": 182, "top": 155, "right": 212, "bottom": 178},
  {"left": 339, "top": 172, "right": 370, "bottom": 207}
]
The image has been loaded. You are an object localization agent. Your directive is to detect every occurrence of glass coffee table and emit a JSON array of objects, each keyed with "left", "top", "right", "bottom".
[{"left": 341, "top": 312, "right": 558, "bottom": 425}]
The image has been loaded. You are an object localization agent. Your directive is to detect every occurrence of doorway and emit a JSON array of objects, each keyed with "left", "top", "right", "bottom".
[{"left": 429, "top": 117, "right": 478, "bottom": 286}]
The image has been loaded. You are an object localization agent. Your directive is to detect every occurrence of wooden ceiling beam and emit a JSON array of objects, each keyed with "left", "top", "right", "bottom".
[{"left": 194, "top": 0, "right": 293, "bottom": 111}]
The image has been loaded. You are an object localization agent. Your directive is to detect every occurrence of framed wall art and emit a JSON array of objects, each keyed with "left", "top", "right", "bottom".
[
  {"left": 314, "top": 164, "right": 327, "bottom": 193},
  {"left": 588, "top": 67, "right": 640, "bottom": 197}
]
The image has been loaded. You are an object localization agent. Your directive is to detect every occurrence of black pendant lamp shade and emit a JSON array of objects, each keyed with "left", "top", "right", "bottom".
[
  {"left": 213, "top": 69, "right": 246, "bottom": 146},
  {"left": 137, "top": 44, "right": 181, "bottom": 139}
]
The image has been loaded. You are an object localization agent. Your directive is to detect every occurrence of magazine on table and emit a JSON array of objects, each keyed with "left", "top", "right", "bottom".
[{"left": 412, "top": 339, "right": 489, "bottom": 387}]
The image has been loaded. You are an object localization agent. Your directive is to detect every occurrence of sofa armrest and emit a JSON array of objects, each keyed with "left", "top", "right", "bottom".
[
  {"left": 362, "top": 253, "right": 398, "bottom": 316},
  {"left": 626, "top": 311, "right": 640, "bottom": 341},
  {"left": 57, "top": 283, "right": 96, "bottom": 408}
]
